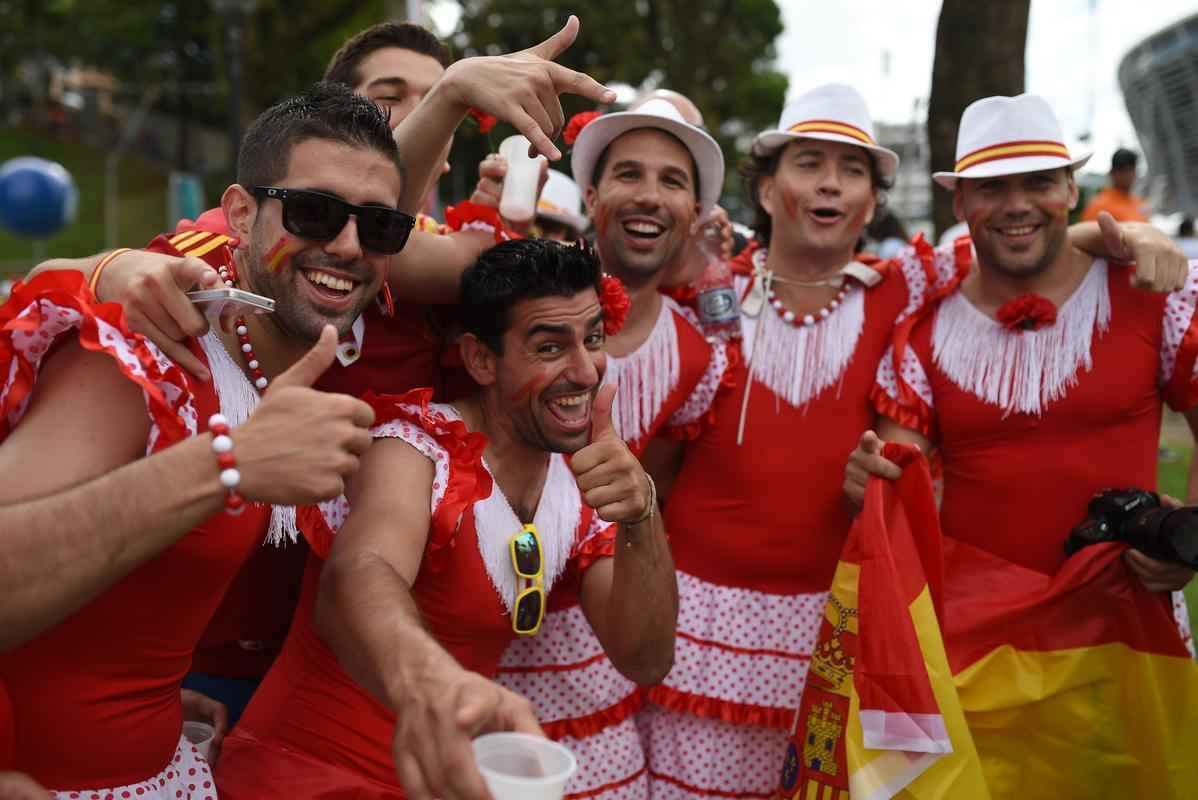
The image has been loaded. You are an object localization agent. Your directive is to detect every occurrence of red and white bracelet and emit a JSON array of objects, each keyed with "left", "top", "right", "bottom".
[{"left": 208, "top": 414, "right": 245, "bottom": 514}]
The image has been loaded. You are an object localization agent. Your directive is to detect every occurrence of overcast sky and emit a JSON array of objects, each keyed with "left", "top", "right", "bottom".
[
  {"left": 773, "top": 0, "right": 1196, "bottom": 175},
  {"left": 427, "top": 1, "right": 1196, "bottom": 176}
]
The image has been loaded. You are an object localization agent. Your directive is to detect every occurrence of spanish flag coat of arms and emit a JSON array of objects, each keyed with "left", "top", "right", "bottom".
[{"left": 779, "top": 444, "right": 1198, "bottom": 800}]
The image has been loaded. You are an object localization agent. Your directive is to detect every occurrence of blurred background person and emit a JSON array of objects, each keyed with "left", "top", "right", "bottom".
[
  {"left": 1178, "top": 217, "right": 1198, "bottom": 260},
  {"left": 1082, "top": 147, "right": 1150, "bottom": 222},
  {"left": 534, "top": 169, "right": 588, "bottom": 241}
]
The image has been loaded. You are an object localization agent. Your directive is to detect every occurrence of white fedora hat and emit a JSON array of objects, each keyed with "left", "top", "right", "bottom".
[
  {"left": 570, "top": 98, "right": 724, "bottom": 214},
  {"left": 536, "top": 169, "right": 589, "bottom": 234},
  {"left": 752, "top": 84, "right": 899, "bottom": 180},
  {"left": 932, "top": 93, "right": 1091, "bottom": 189}
]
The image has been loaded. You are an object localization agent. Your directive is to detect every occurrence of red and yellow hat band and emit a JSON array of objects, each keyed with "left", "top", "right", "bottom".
[
  {"left": 786, "top": 119, "right": 875, "bottom": 146},
  {"left": 954, "top": 140, "right": 1070, "bottom": 173}
]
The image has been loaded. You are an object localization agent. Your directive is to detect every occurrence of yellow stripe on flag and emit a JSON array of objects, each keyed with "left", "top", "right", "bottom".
[{"left": 951, "top": 641, "right": 1198, "bottom": 798}]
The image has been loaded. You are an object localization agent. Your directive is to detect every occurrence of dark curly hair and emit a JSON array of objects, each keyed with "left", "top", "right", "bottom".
[
  {"left": 324, "top": 22, "right": 451, "bottom": 89},
  {"left": 237, "top": 81, "right": 399, "bottom": 191},
  {"left": 740, "top": 141, "right": 893, "bottom": 246},
  {"left": 461, "top": 239, "right": 603, "bottom": 354}
]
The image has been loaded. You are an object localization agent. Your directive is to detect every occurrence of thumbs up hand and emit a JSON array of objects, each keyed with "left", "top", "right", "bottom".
[
  {"left": 570, "top": 384, "right": 654, "bottom": 524},
  {"left": 234, "top": 325, "right": 376, "bottom": 505}
]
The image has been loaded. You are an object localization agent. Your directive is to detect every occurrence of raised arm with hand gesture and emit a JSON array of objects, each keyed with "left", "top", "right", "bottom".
[
  {"left": 394, "top": 15, "right": 616, "bottom": 212},
  {"left": 570, "top": 384, "right": 654, "bottom": 524}
]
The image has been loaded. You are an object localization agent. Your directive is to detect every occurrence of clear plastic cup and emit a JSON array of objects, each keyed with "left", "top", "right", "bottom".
[
  {"left": 472, "top": 732, "right": 577, "bottom": 800},
  {"left": 498, "top": 135, "right": 548, "bottom": 224},
  {"left": 182, "top": 721, "right": 215, "bottom": 761}
]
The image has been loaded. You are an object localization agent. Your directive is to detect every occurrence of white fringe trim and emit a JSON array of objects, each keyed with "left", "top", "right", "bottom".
[
  {"left": 931, "top": 261, "right": 1110, "bottom": 417},
  {"left": 741, "top": 284, "right": 866, "bottom": 410},
  {"left": 199, "top": 332, "right": 299, "bottom": 546},
  {"left": 473, "top": 453, "right": 581, "bottom": 613},
  {"left": 605, "top": 297, "right": 680, "bottom": 445}
]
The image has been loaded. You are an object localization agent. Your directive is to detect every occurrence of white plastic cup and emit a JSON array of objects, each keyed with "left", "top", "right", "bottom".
[
  {"left": 182, "top": 721, "right": 215, "bottom": 761},
  {"left": 472, "top": 732, "right": 577, "bottom": 800},
  {"left": 498, "top": 135, "right": 547, "bottom": 224}
]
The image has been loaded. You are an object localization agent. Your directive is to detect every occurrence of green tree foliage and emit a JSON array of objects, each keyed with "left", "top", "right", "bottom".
[
  {"left": 449, "top": 0, "right": 788, "bottom": 211},
  {"left": 0, "top": 1, "right": 382, "bottom": 139}
]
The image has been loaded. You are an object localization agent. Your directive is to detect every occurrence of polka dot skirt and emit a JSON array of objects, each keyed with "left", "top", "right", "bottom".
[{"left": 637, "top": 704, "right": 786, "bottom": 799}]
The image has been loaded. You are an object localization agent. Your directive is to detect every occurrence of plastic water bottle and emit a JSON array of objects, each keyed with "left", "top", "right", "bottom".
[{"left": 693, "top": 224, "right": 741, "bottom": 340}]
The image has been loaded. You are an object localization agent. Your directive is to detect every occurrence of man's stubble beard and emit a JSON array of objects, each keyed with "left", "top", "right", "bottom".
[{"left": 978, "top": 223, "right": 1068, "bottom": 283}]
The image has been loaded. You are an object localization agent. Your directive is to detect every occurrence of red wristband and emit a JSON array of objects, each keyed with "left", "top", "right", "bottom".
[{"left": 209, "top": 413, "right": 245, "bottom": 514}]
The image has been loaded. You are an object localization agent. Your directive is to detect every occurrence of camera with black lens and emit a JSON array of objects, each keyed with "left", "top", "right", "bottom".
[{"left": 1065, "top": 488, "right": 1198, "bottom": 569}]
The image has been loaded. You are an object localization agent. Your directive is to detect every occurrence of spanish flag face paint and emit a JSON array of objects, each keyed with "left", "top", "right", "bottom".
[
  {"left": 265, "top": 236, "right": 297, "bottom": 273},
  {"left": 958, "top": 169, "right": 1074, "bottom": 280}
]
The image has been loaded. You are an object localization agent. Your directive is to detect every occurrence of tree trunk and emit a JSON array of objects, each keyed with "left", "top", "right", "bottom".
[{"left": 927, "top": 0, "right": 1030, "bottom": 237}]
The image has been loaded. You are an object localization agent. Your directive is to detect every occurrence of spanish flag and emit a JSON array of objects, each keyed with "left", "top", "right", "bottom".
[{"left": 779, "top": 445, "right": 1198, "bottom": 800}]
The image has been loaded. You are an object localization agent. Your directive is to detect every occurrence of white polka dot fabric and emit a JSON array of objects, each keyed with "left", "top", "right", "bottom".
[
  {"left": 874, "top": 344, "right": 902, "bottom": 404},
  {"left": 498, "top": 605, "right": 639, "bottom": 723},
  {"left": 51, "top": 733, "right": 214, "bottom": 799},
  {"left": 1172, "top": 590, "right": 1195, "bottom": 659},
  {"left": 4, "top": 299, "right": 197, "bottom": 453},
  {"left": 317, "top": 404, "right": 457, "bottom": 537},
  {"left": 637, "top": 704, "right": 787, "bottom": 800},
  {"left": 558, "top": 717, "right": 649, "bottom": 800},
  {"left": 658, "top": 571, "right": 825, "bottom": 711},
  {"left": 1159, "top": 260, "right": 1198, "bottom": 387},
  {"left": 371, "top": 410, "right": 453, "bottom": 514},
  {"left": 666, "top": 337, "right": 730, "bottom": 431}
]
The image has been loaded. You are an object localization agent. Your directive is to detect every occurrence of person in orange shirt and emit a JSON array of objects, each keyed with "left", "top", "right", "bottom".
[{"left": 1082, "top": 147, "right": 1150, "bottom": 222}]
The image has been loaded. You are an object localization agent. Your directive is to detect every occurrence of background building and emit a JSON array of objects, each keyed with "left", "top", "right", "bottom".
[{"left": 1118, "top": 11, "right": 1198, "bottom": 216}]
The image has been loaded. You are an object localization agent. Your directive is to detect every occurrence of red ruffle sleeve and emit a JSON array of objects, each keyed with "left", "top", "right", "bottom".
[{"left": 0, "top": 271, "right": 195, "bottom": 451}]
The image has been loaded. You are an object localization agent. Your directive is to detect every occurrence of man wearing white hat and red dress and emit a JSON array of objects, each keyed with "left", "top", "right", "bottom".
[
  {"left": 844, "top": 93, "right": 1198, "bottom": 790},
  {"left": 493, "top": 98, "right": 735, "bottom": 800},
  {"left": 641, "top": 84, "right": 1192, "bottom": 800}
]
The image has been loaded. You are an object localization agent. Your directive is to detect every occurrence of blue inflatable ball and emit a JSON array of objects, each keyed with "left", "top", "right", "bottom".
[{"left": 0, "top": 157, "right": 79, "bottom": 238}]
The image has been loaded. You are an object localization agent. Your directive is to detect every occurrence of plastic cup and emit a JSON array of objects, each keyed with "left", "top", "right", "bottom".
[
  {"left": 472, "top": 732, "right": 577, "bottom": 800},
  {"left": 498, "top": 135, "right": 547, "bottom": 224},
  {"left": 182, "top": 721, "right": 215, "bottom": 761}
]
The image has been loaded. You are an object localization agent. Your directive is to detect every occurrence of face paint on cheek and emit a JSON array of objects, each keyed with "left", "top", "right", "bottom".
[
  {"left": 265, "top": 236, "right": 297, "bottom": 273},
  {"left": 510, "top": 374, "right": 551, "bottom": 406},
  {"left": 780, "top": 189, "right": 799, "bottom": 221},
  {"left": 593, "top": 204, "right": 613, "bottom": 239},
  {"left": 1042, "top": 199, "right": 1070, "bottom": 220}
]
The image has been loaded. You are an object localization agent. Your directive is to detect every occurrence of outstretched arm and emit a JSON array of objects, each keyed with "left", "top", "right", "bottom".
[
  {"left": 1069, "top": 211, "right": 1189, "bottom": 292},
  {"left": 316, "top": 437, "right": 541, "bottom": 800}
]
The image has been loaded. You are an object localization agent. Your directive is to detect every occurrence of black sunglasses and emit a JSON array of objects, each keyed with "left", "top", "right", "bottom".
[{"left": 251, "top": 186, "right": 415, "bottom": 255}]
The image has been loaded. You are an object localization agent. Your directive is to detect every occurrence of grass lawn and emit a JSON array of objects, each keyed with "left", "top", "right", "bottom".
[
  {"left": 1157, "top": 424, "right": 1197, "bottom": 623},
  {"left": 0, "top": 128, "right": 174, "bottom": 275}
]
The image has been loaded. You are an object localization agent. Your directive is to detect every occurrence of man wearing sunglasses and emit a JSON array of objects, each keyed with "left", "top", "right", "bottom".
[
  {"left": 211, "top": 238, "right": 678, "bottom": 800},
  {"left": 0, "top": 83, "right": 398, "bottom": 798},
  {"left": 20, "top": 14, "right": 617, "bottom": 724},
  {"left": 34, "top": 17, "right": 611, "bottom": 391}
]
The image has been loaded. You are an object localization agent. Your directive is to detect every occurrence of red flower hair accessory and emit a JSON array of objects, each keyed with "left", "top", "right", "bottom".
[
  {"left": 600, "top": 274, "right": 630, "bottom": 335},
  {"left": 564, "top": 111, "right": 603, "bottom": 146},
  {"left": 466, "top": 108, "right": 497, "bottom": 134},
  {"left": 996, "top": 294, "right": 1057, "bottom": 332}
]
